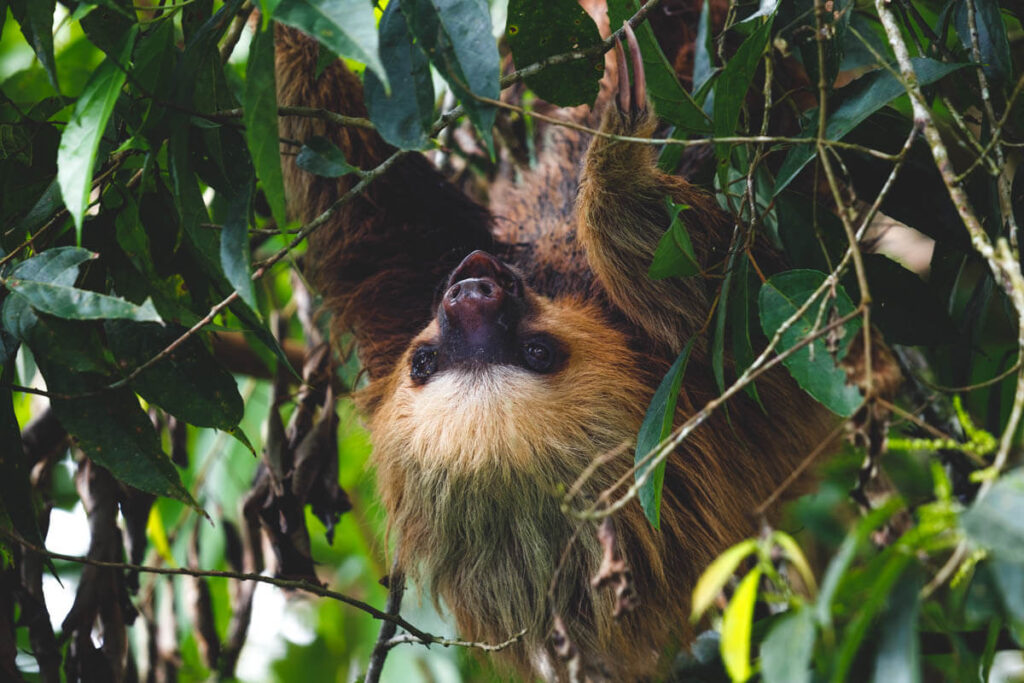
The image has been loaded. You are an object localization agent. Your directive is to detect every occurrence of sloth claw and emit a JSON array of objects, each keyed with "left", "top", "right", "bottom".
[{"left": 613, "top": 21, "right": 647, "bottom": 118}]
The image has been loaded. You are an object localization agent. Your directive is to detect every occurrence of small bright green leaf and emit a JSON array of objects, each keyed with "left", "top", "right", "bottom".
[
  {"left": 365, "top": 1, "right": 435, "bottom": 151},
  {"left": 758, "top": 269, "right": 862, "bottom": 417},
  {"left": 400, "top": 0, "right": 500, "bottom": 153},
  {"left": 649, "top": 198, "right": 699, "bottom": 280},
  {"left": 106, "top": 321, "right": 245, "bottom": 432},
  {"left": 506, "top": 0, "right": 603, "bottom": 106},
  {"left": 721, "top": 567, "right": 761, "bottom": 683},
  {"left": 872, "top": 570, "right": 922, "bottom": 683},
  {"left": 274, "top": 0, "right": 388, "bottom": 92},
  {"left": 296, "top": 136, "right": 360, "bottom": 178},
  {"left": 5, "top": 279, "right": 162, "bottom": 323},
  {"left": 774, "top": 58, "right": 966, "bottom": 195},
  {"left": 713, "top": 15, "right": 773, "bottom": 161},
  {"left": 9, "top": 247, "right": 96, "bottom": 285},
  {"left": 772, "top": 531, "right": 817, "bottom": 596},
  {"left": 607, "top": 0, "right": 710, "bottom": 134},
  {"left": 244, "top": 26, "right": 287, "bottom": 231},
  {"left": 57, "top": 27, "right": 138, "bottom": 242},
  {"left": 761, "top": 607, "right": 815, "bottom": 683},
  {"left": 636, "top": 336, "right": 695, "bottom": 528},
  {"left": 963, "top": 469, "right": 1024, "bottom": 564},
  {"left": 691, "top": 538, "right": 758, "bottom": 621}
]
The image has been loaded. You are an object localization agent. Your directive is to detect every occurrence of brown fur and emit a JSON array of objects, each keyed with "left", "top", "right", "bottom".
[{"left": 276, "top": 24, "right": 835, "bottom": 681}]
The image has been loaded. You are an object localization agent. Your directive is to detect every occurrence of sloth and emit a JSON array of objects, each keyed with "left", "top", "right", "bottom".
[{"left": 276, "top": 19, "right": 834, "bottom": 682}]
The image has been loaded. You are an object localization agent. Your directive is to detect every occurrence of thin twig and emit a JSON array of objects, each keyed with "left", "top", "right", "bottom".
[
  {"left": 214, "top": 105, "right": 377, "bottom": 131},
  {"left": 365, "top": 563, "right": 404, "bottom": 683}
]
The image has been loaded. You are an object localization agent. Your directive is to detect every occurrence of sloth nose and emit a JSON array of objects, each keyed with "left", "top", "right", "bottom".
[{"left": 443, "top": 277, "right": 504, "bottom": 324}]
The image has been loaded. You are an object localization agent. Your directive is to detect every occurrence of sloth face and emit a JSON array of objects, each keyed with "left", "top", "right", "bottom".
[{"left": 369, "top": 251, "right": 650, "bottom": 476}]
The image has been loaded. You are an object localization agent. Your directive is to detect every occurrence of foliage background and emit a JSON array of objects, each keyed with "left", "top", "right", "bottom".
[{"left": 0, "top": 0, "right": 1023, "bottom": 681}]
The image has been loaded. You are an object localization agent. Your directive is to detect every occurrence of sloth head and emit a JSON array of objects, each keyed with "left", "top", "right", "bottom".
[{"left": 368, "top": 251, "right": 650, "bottom": 478}]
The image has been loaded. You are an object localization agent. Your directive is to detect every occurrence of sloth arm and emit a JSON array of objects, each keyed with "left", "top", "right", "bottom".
[{"left": 275, "top": 26, "right": 495, "bottom": 380}]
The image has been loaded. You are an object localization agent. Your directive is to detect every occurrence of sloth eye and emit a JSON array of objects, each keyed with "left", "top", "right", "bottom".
[
  {"left": 410, "top": 346, "right": 438, "bottom": 383},
  {"left": 522, "top": 339, "right": 555, "bottom": 373}
]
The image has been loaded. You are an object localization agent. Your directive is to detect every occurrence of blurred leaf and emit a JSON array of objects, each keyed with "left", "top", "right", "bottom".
[
  {"left": 274, "top": 0, "right": 388, "bottom": 92},
  {"left": 0, "top": 364, "right": 48, "bottom": 560},
  {"left": 962, "top": 469, "right": 1024, "bottom": 564},
  {"left": 990, "top": 560, "right": 1024, "bottom": 622},
  {"left": 636, "top": 336, "right": 695, "bottom": 528},
  {"left": 607, "top": 0, "right": 710, "bottom": 133},
  {"left": 505, "top": 0, "right": 602, "bottom": 107},
  {"left": 57, "top": 26, "right": 138, "bottom": 242},
  {"left": 105, "top": 321, "right": 244, "bottom": 432},
  {"left": 399, "top": 0, "right": 500, "bottom": 153},
  {"left": 872, "top": 570, "right": 922, "bottom": 683},
  {"left": 758, "top": 269, "right": 863, "bottom": 416},
  {"left": 649, "top": 198, "right": 699, "bottom": 279},
  {"left": 721, "top": 567, "right": 760, "bottom": 682},
  {"left": 296, "top": 136, "right": 360, "bottom": 178},
  {"left": 10, "top": 0, "right": 58, "bottom": 92},
  {"left": 713, "top": 15, "right": 773, "bottom": 161},
  {"left": 775, "top": 59, "right": 966, "bottom": 195},
  {"left": 761, "top": 606, "right": 815, "bottom": 683},
  {"left": 773, "top": 531, "right": 817, "bottom": 595},
  {"left": 365, "top": 2, "right": 435, "bottom": 151},
  {"left": 955, "top": 0, "right": 1011, "bottom": 83},
  {"left": 5, "top": 279, "right": 161, "bottom": 322},
  {"left": 244, "top": 26, "right": 287, "bottom": 231},
  {"left": 692, "top": 539, "right": 758, "bottom": 621}
]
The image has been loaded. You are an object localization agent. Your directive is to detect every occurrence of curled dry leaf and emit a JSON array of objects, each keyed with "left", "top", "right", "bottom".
[{"left": 590, "top": 517, "right": 639, "bottom": 619}]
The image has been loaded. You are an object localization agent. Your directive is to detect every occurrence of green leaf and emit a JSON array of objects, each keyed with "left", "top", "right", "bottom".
[
  {"left": 57, "top": 26, "right": 138, "bottom": 243},
  {"left": 962, "top": 469, "right": 1024, "bottom": 564},
  {"left": 955, "top": 0, "right": 1011, "bottom": 83},
  {"left": 758, "top": 269, "right": 862, "bottom": 417},
  {"left": 721, "top": 567, "right": 761, "bottom": 683},
  {"left": 5, "top": 279, "right": 161, "bottom": 323},
  {"left": 774, "top": 58, "right": 967, "bottom": 195},
  {"left": 773, "top": 530, "right": 817, "bottom": 595},
  {"left": 220, "top": 181, "right": 257, "bottom": 310},
  {"left": 9, "top": 246, "right": 96, "bottom": 285},
  {"left": 730, "top": 252, "right": 762, "bottom": 406},
  {"left": 365, "top": 2, "right": 435, "bottom": 151},
  {"left": 243, "top": 26, "right": 287, "bottom": 232},
  {"left": 872, "top": 570, "right": 922, "bottom": 683},
  {"left": 691, "top": 538, "right": 758, "bottom": 621},
  {"left": 761, "top": 607, "right": 815, "bottom": 683},
  {"left": 635, "top": 336, "right": 695, "bottom": 528},
  {"left": 10, "top": 0, "right": 58, "bottom": 92},
  {"left": 1, "top": 301, "right": 113, "bottom": 373},
  {"left": 607, "top": 0, "right": 710, "bottom": 134},
  {"left": 0, "top": 364, "right": 48, "bottom": 562},
  {"left": 105, "top": 321, "right": 244, "bottom": 432},
  {"left": 713, "top": 15, "right": 773, "bottom": 161},
  {"left": 649, "top": 197, "right": 699, "bottom": 280},
  {"left": 296, "top": 136, "right": 360, "bottom": 178},
  {"left": 274, "top": 0, "right": 388, "bottom": 92},
  {"left": 400, "top": 0, "right": 500, "bottom": 154},
  {"left": 505, "top": 0, "right": 603, "bottom": 107}
]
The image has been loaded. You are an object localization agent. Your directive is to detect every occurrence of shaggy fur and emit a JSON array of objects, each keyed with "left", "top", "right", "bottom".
[{"left": 276, "top": 23, "right": 835, "bottom": 681}]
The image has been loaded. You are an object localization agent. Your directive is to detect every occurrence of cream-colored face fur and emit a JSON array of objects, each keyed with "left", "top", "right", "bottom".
[{"left": 369, "top": 296, "right": 652, "bottom": 481}]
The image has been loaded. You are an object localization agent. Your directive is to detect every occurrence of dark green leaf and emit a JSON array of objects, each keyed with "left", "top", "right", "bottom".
[
  {"left": 106, "top": 321, "right": 244, "bottom": 431},
  {"left": 730, "top": 252, "right": 762, "bottom": 406},
  {"left": 962, "top": 469, "right": 1024, "bottom": 564},
  {"left": 296, "top": 136, "right": 360, "bottom": 178},
  {"left": 274, "top": 0, "right": 388, "bottom": 92},
  {"left": 57, "top": 26, "right": 138, "bottom": 242},
  {"left": 220, "top": 181, "right": 257, "bottom": 310},
  {"left": 872, "top": 569, "right": 923, "bottom": 683},
  {"left": 955, "top": 0, "right": 1011, "bottom": 83},
  {"left": 5, "top": 279, "right": 161, "bottom": 322},
  {"left": 649, "top": 198, "right": 699, "bottom": 279},
  {"left": 1, "top": 299, "right": 112, "bottom": 372},
  {"left": 608, "top": 0, "right": 710, "bottom": 134},
  {"left": 990, "top": 560, "right": 1024, "bottom": 622},
  {"left": 400, "top": 0, "right": 500, "bottom": 153},
  {"left": 9, "top": 246, "right": 95, "bottom": 285},
  {"left": 365, "top": 2, "right": 435, "bottom": 151},
  {"left": 243, "top": 26, "right": 288, "bottom": 231},
  {"left": 0, "top": 364, "right": 48, "bottom": 560},
  {"left": 775, "top": 58, "right": 967, "bottom": 195},
  {"left": 758, "top": 269, "right": 862, "bottom": 416},
  {"left": 713, "top": 15, "right": 773, "bottom": 161},
  {"left": 11, "top": 0, "right": 58, "bottom": 92},
  {"left": 505, "top": 0, "right": 603, "bottom": 107},
  {"left": 636, "top": 337, "right": 695, "bottom": 528},
  {"left": 761, "top": 607, "right": 815, "bottom": 683}
]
